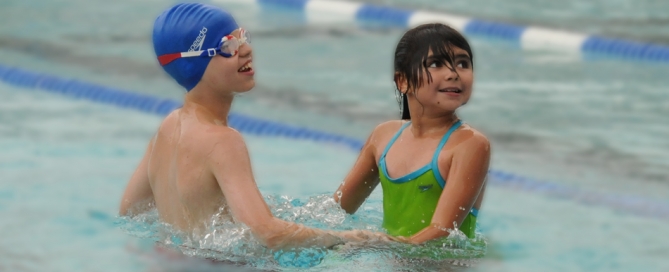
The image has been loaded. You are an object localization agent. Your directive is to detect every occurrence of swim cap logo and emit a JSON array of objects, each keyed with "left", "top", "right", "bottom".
[{"left": 188, "top": 27, "right": 208, "bottom": 52}]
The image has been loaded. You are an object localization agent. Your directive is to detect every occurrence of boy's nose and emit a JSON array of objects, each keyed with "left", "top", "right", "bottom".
[{"left": 238, "top": 43, "right": 252, "bottom": 58}]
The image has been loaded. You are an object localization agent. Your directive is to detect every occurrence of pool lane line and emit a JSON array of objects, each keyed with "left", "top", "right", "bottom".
[{"left": 214, "top": 0, "right": 669, "bottom": 63}]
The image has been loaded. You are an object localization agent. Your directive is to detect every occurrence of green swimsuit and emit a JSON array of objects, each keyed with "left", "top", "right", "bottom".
[{"left": 379, "top": 120, "right": 478, "bottom": 239}]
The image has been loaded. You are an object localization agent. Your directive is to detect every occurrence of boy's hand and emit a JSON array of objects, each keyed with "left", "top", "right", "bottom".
[{"left": 337, "top": 230, "right": 399, "bottom": 244}]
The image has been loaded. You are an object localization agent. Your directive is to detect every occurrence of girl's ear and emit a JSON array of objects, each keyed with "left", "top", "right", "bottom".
[{"left": 394, "top": 72, "right": 408, "bottom": 94}]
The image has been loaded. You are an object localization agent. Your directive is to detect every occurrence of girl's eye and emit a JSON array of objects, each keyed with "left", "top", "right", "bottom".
[
  {"left": 456, "top": 60, "right": 471, "bottom": 69},
  {"left": 428, "top": 62, "right": 440, "bottom": 68}
]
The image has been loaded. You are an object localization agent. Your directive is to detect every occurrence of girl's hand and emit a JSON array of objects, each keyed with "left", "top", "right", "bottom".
[{"left": 388, "top": 235, "right": 412, "bottom": 244}]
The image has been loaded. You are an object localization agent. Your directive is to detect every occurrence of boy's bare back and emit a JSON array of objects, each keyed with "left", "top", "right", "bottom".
[{"left": 147, "top": 105, "right": 236, "bottom": 233}]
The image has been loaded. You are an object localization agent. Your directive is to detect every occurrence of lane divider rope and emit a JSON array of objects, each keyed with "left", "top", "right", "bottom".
[{"left": 216, "top": 0, "right": 669, "bottom": 62}]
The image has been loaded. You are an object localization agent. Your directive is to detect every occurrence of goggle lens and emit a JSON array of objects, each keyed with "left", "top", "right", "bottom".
[
  {"left": 219, "top": 29, "right": 250, "bottom": 57},
  {"left": 220, "top": 36, "right": 240, "bottom": 56}
]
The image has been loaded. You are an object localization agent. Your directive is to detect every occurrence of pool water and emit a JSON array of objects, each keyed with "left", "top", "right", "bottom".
[{"left": 1, "top": 0, "right": 669, "bottom": 271}]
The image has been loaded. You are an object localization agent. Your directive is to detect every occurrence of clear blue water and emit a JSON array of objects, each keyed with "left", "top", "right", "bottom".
[{"left": 1, "top": 0, "right": 669, "bottom": 271}]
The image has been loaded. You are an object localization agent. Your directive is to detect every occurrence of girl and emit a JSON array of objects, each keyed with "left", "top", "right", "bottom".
[{"left": 334, "top": 23, "right": 490, "bottom": 244}]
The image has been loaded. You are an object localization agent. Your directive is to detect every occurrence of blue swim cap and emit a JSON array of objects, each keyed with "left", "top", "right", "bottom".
[{"left": 153, "top": 3, "right": 239, "bottom": 91}]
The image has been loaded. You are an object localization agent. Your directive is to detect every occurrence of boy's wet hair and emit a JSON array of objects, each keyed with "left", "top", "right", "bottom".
[{"left": 393, "top": 23, "right": 473, "bottom": 119}]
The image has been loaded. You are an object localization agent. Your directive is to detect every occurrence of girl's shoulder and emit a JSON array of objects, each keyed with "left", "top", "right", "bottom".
[
  {"left": 460, "top": 123, "right": 489, "bottom": 140},
  {"left": 452, "top": 123, "right": 490, "bottom": 154},
  {"left": 365, "top": 120, "right": 408, "bottom": 151},
  {"left": 371, "top": 120, "right": 408, "bottom": 139}
]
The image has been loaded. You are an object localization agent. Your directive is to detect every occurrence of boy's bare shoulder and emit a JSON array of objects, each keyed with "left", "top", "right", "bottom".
[
  {"left": 181, "top": 124, "right": 250, "bottom": 171},
  {"left": 160, "top": 110, "right": 245, "bottom": 144},
  {"left": 200, "top": 124, "right": 246, "bottom": 148},
  {"left": 158, "top": 110, "right": 248, "bottom": 158}
]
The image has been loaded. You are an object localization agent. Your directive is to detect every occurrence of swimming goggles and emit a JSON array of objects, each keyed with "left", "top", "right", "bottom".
[{"left": 158, "top": 28, "right": 251, "bottom": 66}]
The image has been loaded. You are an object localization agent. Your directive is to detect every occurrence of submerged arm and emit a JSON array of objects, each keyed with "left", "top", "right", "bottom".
[
  {"left": 119, "top": 137, "right": 155, "bottom": 215},
  {"left": 406, "top": 133, "right": 490, "bottom": 244}
]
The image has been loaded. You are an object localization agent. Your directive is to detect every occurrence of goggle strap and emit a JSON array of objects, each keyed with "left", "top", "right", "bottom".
[
  {"left": 158, "top": 51, "right": 205, "bottom": 66},
  {"left": 207, "top": 48, "right": 216, "bottom": 57},
  {"left": 158, "top": 53, "right": 182, "bottom": 66},
  {"left": 182, "top": 51, "right": 204, "bottom": 57}
]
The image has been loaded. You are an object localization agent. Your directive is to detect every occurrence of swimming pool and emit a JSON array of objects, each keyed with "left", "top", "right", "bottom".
[{"left": 1, "top": 0, "right": 669, "bottom": 271}]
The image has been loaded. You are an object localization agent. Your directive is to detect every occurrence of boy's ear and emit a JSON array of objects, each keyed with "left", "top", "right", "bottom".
[{"left": 394, "top": 73, "right": 408, "bottom": 94}]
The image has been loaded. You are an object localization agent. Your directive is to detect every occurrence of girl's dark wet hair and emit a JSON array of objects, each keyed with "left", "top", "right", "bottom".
[{"left": 394, "top": 23, "right": 473, "bottom": 119}]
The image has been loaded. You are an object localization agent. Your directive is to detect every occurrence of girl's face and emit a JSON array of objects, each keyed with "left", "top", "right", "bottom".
[{"left": 403, "top": 46, "right": 473, "bottom": 116}]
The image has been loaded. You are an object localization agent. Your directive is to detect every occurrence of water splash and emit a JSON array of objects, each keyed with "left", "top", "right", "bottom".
[
  {"left": 265, "top": 194, "right": 349, "bottom": 229},
  {"left": 117, "top": 194, "right": 488, "bottom": 270}
]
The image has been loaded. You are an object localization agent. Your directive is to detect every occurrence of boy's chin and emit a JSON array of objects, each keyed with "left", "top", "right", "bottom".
[{"left": 234, "top": 81, "right": 255, "bottom": 94}]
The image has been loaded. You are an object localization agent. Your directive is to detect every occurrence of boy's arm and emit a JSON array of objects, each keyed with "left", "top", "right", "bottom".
[
  {"left": 119, "top": 137, "right": 155, "bottom": 216},
  {"left": 209, "top": 128, "right": 386, "bottom": 249},
  {"left": 208, "top": 129, "right": 278, "bottom": 233},
  {"left": 334, "top": 127, "right": 382, "bottom": 214},
  {"left": 405, "top": 132, "right": 490, "bottom": 244}
]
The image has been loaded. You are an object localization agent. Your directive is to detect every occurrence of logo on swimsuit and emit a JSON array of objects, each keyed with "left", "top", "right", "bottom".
[
  {"left": 188, "top": 27, "right": 208, "bottom": 52},
  {"left": 418, "top": 184, "right": 433, "bottom": 192}
]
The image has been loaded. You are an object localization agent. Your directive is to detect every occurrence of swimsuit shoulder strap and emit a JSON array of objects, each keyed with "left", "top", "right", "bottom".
[
  {"left": 430, "top": 120, "right": 462, "bottom": 188},
  {"left": 380, "top": 121, "right": 412, "bottom": 161}
]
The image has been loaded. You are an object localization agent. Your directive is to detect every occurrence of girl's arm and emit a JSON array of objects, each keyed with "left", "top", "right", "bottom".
[
  {"left": 334, "top": 126, "right": 385, "bottom": 214},
  {"left": 405, "top": 131, "right": 490, "bottom": 244}
]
